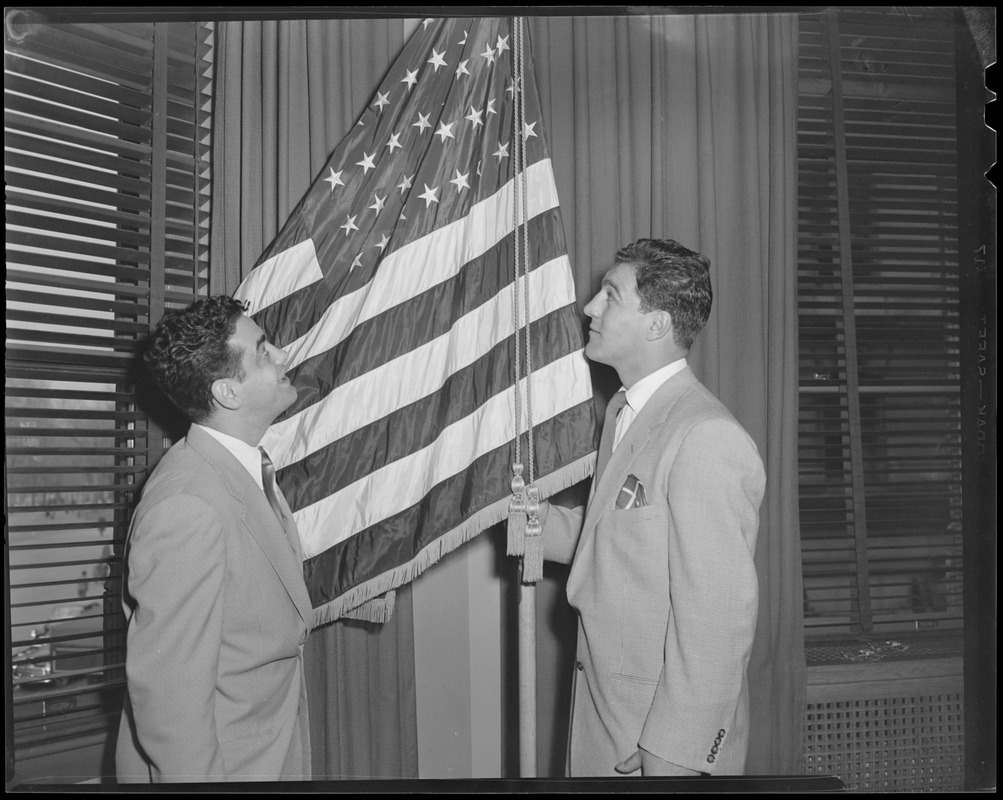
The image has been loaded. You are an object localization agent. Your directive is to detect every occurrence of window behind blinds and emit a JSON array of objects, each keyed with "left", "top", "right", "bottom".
[
  {"left": 4, "top": 16, "right": 212, "bottom": 778},
  {"left": 797, "top": 8, "right": 963, "bottom": 638}
]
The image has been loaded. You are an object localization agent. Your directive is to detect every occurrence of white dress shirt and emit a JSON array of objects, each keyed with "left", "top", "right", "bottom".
[
  {"left": 194, "top": 423, "right": 265, "bottom": 491},
  {"left": 612, "top": 358, "right": 688, "bottom": 451}
]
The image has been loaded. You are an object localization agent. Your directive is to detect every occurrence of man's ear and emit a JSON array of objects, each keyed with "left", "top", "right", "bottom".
[
  {"left": 647, "top": 310, "right": 673, "bottom": 342},
  {"left": 210, "top": 377, "right": 241, "bottom": 411}
]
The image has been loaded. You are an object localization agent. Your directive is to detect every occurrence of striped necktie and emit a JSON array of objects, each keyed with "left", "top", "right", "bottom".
[
  {"left": 613, "top": 396, "right": 635, "bottom": 452},
  {"left": 260, "top": 447, "right": 297, "bottom": 553},
  {"left": 595, "top": 390, "right": 628, "bottom": 484}
]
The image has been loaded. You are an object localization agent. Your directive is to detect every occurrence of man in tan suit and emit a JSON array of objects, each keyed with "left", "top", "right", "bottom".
[
  {"left": 116, "top": 296, "right": 313, "bottom": 782},
  {"left": 543, "top": 239, "right": 765, "bottom": 777}
]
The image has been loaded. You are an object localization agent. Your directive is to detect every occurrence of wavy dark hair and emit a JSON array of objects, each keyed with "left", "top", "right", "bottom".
[
  {"left": 144, "top": 295, "right": 248, "bottom": 423},
  {"left": 615, "top": 238, "right": 713, "bottom": 350}
]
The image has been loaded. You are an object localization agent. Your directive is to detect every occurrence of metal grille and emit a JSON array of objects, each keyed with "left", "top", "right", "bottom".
[{"left": 805, "top": 691, "right": 964, "bottom": 791}]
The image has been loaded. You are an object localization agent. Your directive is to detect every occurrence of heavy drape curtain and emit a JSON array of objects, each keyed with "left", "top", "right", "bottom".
[
  {"left": 210, "top": 12, "right": 804, "bottom": 777},
  {"left": 210, "top": 18, "right": 420, "bottom": 779},
  {"left": 528, "top": 13, "right": 805, "bottom": 775}
]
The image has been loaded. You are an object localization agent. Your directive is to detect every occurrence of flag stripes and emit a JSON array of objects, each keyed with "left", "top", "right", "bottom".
[
  {"left": 302, "top": 402, "right": 598, "bottom": 612},
  {"left": 232, "top": 239, "right": 324, "bottom": 316},
  {"left": 250, "top": 157, "right": 562, "bottom": 371},
  {"left": 280, "top": 304, "right": 586, "bottom": 515},
  {"left": 293, "top": 348, "right": 590, "bottom": 559},
  {"left": 240, "top": 17, "right": 597, "bottom": 621},
  {"left": 278, "top": 208, "right": 567, "bottom": 421},
  {"left": 262, "top": 252, "right": 576, "bottom": 470}
]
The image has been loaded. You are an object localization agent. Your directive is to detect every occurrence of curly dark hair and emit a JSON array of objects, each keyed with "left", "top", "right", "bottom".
[
  {"left": 615, "top": 238, "right": 713, "bottom": 350},
  {"left": 144, "top": 295, "right": 248, "bottom": 423}
]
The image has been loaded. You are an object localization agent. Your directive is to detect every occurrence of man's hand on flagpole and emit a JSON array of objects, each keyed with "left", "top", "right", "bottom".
[{"left": 614, "top": 747, "right": 702, "bottom": 777}]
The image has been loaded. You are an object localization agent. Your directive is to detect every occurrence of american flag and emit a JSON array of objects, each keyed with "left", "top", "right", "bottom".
[{"left": 234, "top": 17, "right": 596, "bottom": 624}]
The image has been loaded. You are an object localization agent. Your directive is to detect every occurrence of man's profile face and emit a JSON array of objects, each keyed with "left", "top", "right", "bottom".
[
  {"left": 583, "top": 262, "right": 654, "bottom": 372},
  {"left": 227, "top": 315, "right": 298, "bottom": 425}
]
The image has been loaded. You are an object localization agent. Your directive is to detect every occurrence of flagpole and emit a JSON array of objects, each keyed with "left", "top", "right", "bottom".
[
  {"left": 510, "top": 16, "right": 538, "bottom": 779},
  {"left": 518, "top": 572, "right": 537, "bottom": 777}
]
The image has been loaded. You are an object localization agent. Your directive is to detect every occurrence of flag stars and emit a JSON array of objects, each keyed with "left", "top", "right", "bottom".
[
  {"left": 506, "top": 78, "right": 519, "bottom": 98},
  {"left": 373, "top": 91, "right": 390, "bottom": 111},
  {"left": 455, "top": 59, "right": 471, "bottom": 79},
  {"left": 435, "top": 120, "right": 456, "bottom": 143},
  {"left": 418, "top": 184, "right": 440, "bottom": 207},
  {"left": 458, "top": 30, "right": 468, "bottom": 46},
  {"left": 341, "top": 214, "right": 359, "bottom": 236},
  {"left": 368, "top": 193, "right": 386, "bottom": 213},
  {"left": 397, "top": 173, "right": 414, "bottom": 195},
  {"left": 523, "top": 121, "right": 538, "bottom": 141},
  {"left": 480, "top": 45, "right": 496, "bottom": 64},
  {"left": 493, "top": 141, "right": 509, "bottom": 163},
  {"left": 413, "top": 112, "right": 432, "bottom": 133},
  {"left": 386, "top": 132, "right": 403, "bottom": 153},
  {"left": 486, "top": 99, "right": 498, "bottom": 116},
  {"left": 496, "top": 34, "right": 510, "bottom": 54},
  {"left": 465, "top": 106, "right": 484, "bottom": 128},
  {"left": 449, "top": 169, "right": 470, "bottom": 192},
  {"left": 401, "top": 68, "right": 419, "bottom": 90},
  {"left": 350, "top": 252, "right": 364, "bottom": 271},
  {"left": 428, "top": 49, "right": 447, "bottom": 71},
  {"left": 324, "top": 167, "right": 345, "bottom": 191},
  {"left": 356, "top": 151, "right": 376, "bottom": 173},
  {"left": 374, "top": 233, "right": 390, "bottom": 252}
]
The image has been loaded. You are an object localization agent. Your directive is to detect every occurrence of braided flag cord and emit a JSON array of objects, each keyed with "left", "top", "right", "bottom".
[{"left": 235, "top": 17, "right": 597, "bottom": 624}]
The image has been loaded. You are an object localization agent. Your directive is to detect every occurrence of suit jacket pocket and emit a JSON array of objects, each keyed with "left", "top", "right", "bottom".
[
  {"left": 610, "top": 504, "right": 664, "bottom": 524},
  {"left": 607, "top": 504, "right": 668, "bottom": 559},
  {"left": 220, "top": 726, "right": 277, "bottom": 778},
  {"left": 609, "top": 673, "right": 660, "bottom": 743},
  {"left": 221, "top": 726, "right": 273, "bottom": 746}
]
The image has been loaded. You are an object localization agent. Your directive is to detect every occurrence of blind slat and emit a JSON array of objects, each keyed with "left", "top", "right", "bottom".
[{"left": 797, "top": 9, "right": 961, "bottom": 639}]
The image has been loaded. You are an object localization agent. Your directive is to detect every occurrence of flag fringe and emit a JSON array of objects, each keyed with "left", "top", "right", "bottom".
[
  {"left": 311, "top": 450, "right": 596, "bottom": 628},
  {"left": 339, "top": 590, "right": 396, "bottom": 623},
  {"left": 522, "top": 527, "right": 544, "bottom": 584},
  {"left": 506, "top": 509, "right": 527, "bottom": 556}
]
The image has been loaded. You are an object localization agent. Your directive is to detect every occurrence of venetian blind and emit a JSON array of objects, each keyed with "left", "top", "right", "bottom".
[
  {"left": 5, "top": 16, "right": 212, "bottom": 776},
  {"left": 797, "top": 8, "right": 964, "bottom": 638}
]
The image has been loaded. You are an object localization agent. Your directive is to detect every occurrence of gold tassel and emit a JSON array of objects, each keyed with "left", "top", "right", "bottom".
[
  {"left": 522, "top": 484, "right": 543, "bottom": 583},
  {"left": 507, "top": 463, "right": 526, "bottom": 556}
]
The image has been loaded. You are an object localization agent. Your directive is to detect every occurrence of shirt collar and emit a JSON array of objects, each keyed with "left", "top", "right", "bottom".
[
  {"left": 193, "top": 423, "right": 264, "bottom": 490},
  {"left": 622, "top": 358, "right": 688, "bottom": 416}
]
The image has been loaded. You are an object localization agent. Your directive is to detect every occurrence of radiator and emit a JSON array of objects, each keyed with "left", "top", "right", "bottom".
[{"left": 804, "top": 657, "right": 964, "bottom": 791}]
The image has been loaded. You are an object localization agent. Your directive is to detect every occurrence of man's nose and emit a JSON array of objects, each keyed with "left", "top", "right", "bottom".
[{"left": 270, "top": 343, "right": 291, "bottom": 366}]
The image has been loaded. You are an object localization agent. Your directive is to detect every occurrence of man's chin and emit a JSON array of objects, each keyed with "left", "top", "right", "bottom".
[
  {"left": 279, "top": 383, "right": 299, "bottom": 410},
  {"left": 584, "top": 341, "right": 607, "bottom": 365}
]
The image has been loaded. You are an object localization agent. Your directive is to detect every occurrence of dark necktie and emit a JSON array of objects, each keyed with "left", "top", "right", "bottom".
[
  {"left": 260, "top": 448, "right": 297, "bottom": 552},
  {"left": 595, "top": 390, "right": 627, "bottom": 484}
]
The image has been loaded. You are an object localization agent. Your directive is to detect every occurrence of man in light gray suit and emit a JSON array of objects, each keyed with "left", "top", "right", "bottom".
[
  {"left": 116, "top": 295, "right": 313, "bottom": 782},
  {"left": 543, "top": 239, "right": 765, "bottom": 778}
]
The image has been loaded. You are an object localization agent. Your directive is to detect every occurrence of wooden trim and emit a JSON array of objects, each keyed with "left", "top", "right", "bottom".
[
  {"left": 824, "top": 8, "right": 873, "bottom": 632},
  {"left": 807, "top": 657, "right": 964, "bottom": 703}
]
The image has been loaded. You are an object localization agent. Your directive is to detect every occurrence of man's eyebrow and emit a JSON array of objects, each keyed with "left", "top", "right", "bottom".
[
  {"left": 256, "top": 334, "right": 267, "bottom": 350},
  {"left": 602, "top": 277, "right": 621, "bottom": 298}
]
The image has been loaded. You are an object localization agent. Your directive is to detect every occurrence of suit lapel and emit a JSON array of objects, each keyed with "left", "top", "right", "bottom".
[
  {"left": 593, "top": 390, "right": 626, "bottom": 489},
  {"left": 186, "top": 426, "right": 314, "bottom": 626},
  {"left": 578, "top": 368, "right": 699, "bottom": 550}
]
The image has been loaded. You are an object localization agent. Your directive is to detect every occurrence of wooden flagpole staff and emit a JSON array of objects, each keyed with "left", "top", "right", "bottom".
[{"left": 505, "top": 16, "right": 542, "bottom": 778}]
